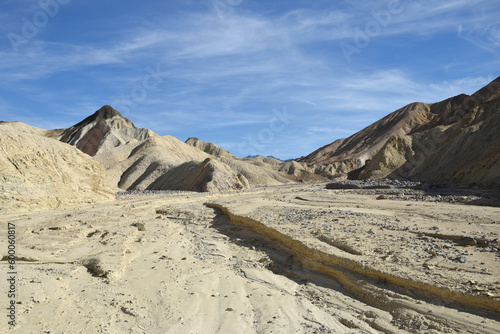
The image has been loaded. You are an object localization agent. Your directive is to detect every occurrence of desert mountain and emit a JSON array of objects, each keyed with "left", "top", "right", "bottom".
[
  {"left": 298, "top": 102, "right": 446, "bottom": 175},
  {"left": 301, "top": 75, "right": 500, "bottom": 183},
  {"left": 245, "top": 155, "right": 285, "bottom": 162},
  {"left": 0, "top": 122, "right": 114, "bottom": 212},
  {"left": 56, "top": 110, "right": 297, "bottom": 192},
  {"left": 184, "top": 137, "right": 311, "bottom": 182},
  {"left": 4, "top": 74, "right": 496, "bottom": 212},
  {"left": 248, "top": 155, "right": 282, "bottom": 166},
  {"left": 100, "top": 134, "right": 296, "bottom": 192},
  {"left": 185, "top": 137, "right": 236, "bottom": 159},
  {"left": 104, "top": 135, "right": 251, "bottom": 192},
  {"left": 58, "top": 105, "right": 157, "bottom": 156},
  {"left": 360, "top": 76, "right": 500, "bottom": 183}
]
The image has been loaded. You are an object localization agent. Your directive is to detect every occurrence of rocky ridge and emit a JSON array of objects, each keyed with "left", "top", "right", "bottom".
[
  {"left": 185, "top": 137, "right": 237, "bottom": 159},
  {"left": 300, "top": 75, "right": 500, "bottom": 184},
  {"left": 360, "top": 76, "right": 500, "bottom": 183}
]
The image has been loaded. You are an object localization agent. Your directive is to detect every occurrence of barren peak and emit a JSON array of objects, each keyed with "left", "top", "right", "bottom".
[
  {"left": 93, "top": 105, "right": 123, "bottom": 120},
  {"left": 69, "top": 105, "right": 135, "bottom": 129}
]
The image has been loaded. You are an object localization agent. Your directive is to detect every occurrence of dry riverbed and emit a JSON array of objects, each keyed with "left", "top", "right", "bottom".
[{"left": 1, "top": 183, "right": 499, "bottom": 333}]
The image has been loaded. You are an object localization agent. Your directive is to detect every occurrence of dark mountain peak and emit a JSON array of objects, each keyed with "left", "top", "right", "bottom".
[
  {"left": 57, "top": 105, "right": 139, "bottom": 156},
  {"left": 68, "top": 105, "right": 135, "bottom": 130},
  {"left": 94, "top": 105, "right": 123, "bottom": 120}
]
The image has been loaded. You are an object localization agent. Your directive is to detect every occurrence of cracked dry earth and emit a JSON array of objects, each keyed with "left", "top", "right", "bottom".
[{"left": 1, "top": 183, "right": 499, "bottom": 333}]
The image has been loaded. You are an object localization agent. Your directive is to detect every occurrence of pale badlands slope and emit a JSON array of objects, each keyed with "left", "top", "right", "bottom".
[
  {"left": 0, "top": 122, "right": 114, "bottom": 212},
  {"left": 1, "top": 184, "right": 499, "bottom": 334}
]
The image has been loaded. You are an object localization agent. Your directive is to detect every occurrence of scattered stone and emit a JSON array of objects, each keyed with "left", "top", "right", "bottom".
[
  {"left": 454, "top": 256, "right": 467, "bottom": 263},
  {"left": 326, "top": 179, "right": 421, "bottom": 191},
  {"left": 459, "top": 237, "right": 476, "bottom": 246},
  {"left": 326, "top": 183, "right": 362, "bottom": 190},
  {"left": 131, "top": 223, "right": 146, "bottom": 231},
  {"left": 82, "top": 258, "right": 110, "bottom": 278},
  {"left": 365, "top": 185, "right": 393, "bottom": 189},
  {"left": 87, "top": 230, "right": 101, "bottom": 238},
  {"left": 376, "top": 195, "right": 391, "bottom": 200},
  {"left": 364, "top": 311, "right": 377, "bottom": 319},
  {"left": 120, "top": 306, "right": 137, "bottom": 317}
]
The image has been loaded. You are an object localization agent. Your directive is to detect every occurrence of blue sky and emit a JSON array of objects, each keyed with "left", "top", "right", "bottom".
[{"left": 1, "top": 0, "right": 499, "bottom": 159}]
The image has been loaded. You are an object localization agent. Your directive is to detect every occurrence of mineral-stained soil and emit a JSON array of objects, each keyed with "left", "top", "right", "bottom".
[{"left": 1, "top": 183, "right": 499, "bottom": 333}]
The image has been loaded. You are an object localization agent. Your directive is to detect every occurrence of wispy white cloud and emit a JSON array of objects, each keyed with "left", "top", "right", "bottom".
[
  {"left": 335, "top": 0, "right": 499, "bottom": 40},
  {"left": 428, "top": 76, "right": 495, "bottom": 96},
  {"left": 0, "top": 0, "right": 499, "bottom": 158},
  {"left": 1, "top": 1, "right": 497, "bottom": 84}
]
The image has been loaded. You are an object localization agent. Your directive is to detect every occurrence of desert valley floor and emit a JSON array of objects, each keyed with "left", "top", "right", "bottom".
[{"left": 1, "top": 183, "right": 499, "bottom": 333}]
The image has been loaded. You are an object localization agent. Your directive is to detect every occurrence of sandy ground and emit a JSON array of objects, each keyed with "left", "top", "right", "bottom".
[{"left": 1, "top": 183, "right": 499, "bottom": 333}]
